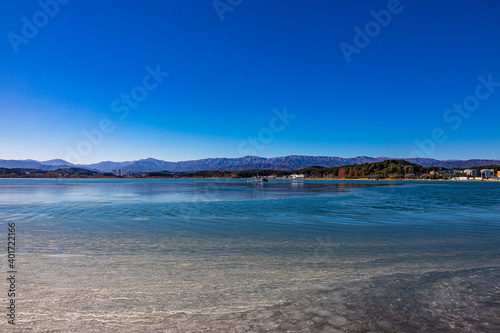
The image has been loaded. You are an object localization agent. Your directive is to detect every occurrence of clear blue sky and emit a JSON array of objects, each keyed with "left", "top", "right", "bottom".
[{"left": 1, "top": 0, "right": 499, "bottom": 163}]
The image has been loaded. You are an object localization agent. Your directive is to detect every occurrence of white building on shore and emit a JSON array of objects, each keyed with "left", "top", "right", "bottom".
[
  {"left": 291, "top": 174, "right": 307, "bottom": 179},
  {"left": 464, "top": 169, "right": 481, "bottom": 177},
  {"left": 481, "top": 169, "right": 494, "bottom": 178}
]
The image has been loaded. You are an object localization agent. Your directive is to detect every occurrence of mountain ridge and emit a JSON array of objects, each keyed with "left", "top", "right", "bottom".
[{"left": 1, "top": 156, "right": 499, "bottom": 172}]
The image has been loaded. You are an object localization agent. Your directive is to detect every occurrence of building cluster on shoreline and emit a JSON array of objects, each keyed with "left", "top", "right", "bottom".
[
  {"left": 111, "top": 169, "right": 142, "bottom": 177},
  {"left": 430, "top": 169, "right": 499, "bottom": 180},
  {"left": 265, "top": 174, "right": 308, "bottom": 179}
]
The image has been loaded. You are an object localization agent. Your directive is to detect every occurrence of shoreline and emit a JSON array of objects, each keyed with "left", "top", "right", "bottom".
[{"left": 0, "top": 176, "right": 497, "bottom": 182}]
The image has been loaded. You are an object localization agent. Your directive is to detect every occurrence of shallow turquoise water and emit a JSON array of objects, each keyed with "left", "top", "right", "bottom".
[{"left": 1, "top": 179, "right": 499, "bottom": 332}]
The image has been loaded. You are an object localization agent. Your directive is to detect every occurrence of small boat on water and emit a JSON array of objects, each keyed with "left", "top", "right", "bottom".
[{"left": 248, "top": 176, "right": 268, "bottom": 182}]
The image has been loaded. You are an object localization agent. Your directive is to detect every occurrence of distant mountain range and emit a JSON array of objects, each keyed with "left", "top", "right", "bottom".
[{"left": 1, "top": 156, "right": 499, "bottom": 173}]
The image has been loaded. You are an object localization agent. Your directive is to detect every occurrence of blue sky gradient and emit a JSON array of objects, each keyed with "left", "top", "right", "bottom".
[{"left": 1, "top": 0, "right": 499, "bottom": 163}]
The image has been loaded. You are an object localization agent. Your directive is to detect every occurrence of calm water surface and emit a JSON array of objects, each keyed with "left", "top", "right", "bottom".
[{"left": 1, "top": 179, "right": 499, "bottom": 332}]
